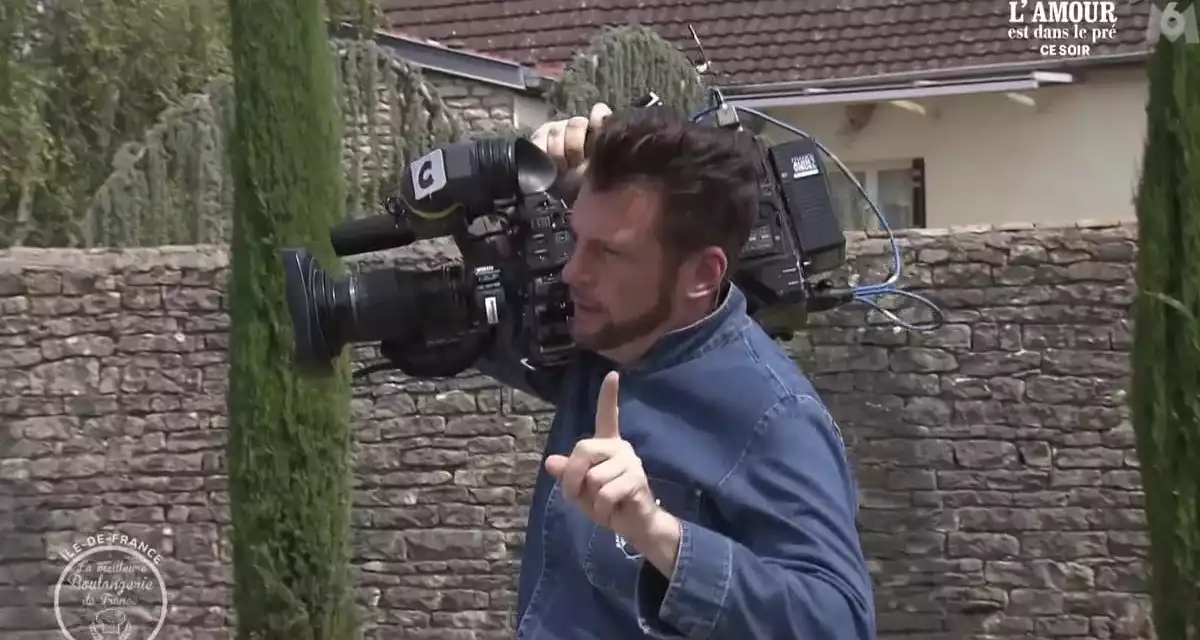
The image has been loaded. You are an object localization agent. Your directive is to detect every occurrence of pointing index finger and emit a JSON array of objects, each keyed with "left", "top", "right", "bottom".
[{"left": 594, "top": 371, "right": 620, "bottom": 439}]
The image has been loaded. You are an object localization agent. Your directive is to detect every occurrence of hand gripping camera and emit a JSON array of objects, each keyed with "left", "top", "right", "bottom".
[{"left": 280, "top": 99, "right": 924, "bottom": 380}]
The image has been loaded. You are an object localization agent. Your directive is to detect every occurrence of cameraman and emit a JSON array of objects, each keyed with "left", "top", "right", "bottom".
[{"left": 477, "top": 103, "right": 875, "bottom": 639}]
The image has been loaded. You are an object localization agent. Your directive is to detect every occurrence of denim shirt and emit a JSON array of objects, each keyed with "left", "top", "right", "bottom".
[{"left": 478, "top": 284, "right": 876, "bottom": 639}]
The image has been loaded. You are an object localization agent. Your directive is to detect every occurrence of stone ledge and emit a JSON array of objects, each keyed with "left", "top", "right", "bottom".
[{"left": 0, "top": 220, "right": 1139, "bottom": 271}]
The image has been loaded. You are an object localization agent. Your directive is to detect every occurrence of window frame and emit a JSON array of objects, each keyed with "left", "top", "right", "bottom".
[{"left": 843, "top": 158, "right": 927, "bottom": 230}]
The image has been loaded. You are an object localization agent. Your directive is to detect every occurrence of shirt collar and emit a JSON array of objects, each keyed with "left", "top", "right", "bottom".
[{"left": 618, "top": 282, "right": 748, "bottom": 376}]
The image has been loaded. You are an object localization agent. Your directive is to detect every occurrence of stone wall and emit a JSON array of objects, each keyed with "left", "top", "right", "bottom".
[
  {"left": 0, "top": 221, "right": 1150, "bottom": 639},
  {"left": 424, "top": 71, "right": 541, "bottom": 133},
  {"left": 337, "top": 66, "right": 540, "bottom": 203},
  {"left": 335, "top": 64, "right": 546, "bottom": 222}
]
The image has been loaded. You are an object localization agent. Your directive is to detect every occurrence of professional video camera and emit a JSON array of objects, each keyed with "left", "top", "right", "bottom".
[
  {"left": 281, "top": 58, "right": 942, "bottom": 380},
  {"left": 281, "top": 135, "right": 575, "bottom": 378}
]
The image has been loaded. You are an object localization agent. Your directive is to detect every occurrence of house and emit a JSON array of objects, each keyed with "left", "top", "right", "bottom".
[{"left": 380, "top": 0, "right": 1159, "bottom": 229}]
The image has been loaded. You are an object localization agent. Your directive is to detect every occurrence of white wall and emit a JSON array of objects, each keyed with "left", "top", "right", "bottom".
[{"left": 762, "top": 65, "right": 1149, "bottom": 228}]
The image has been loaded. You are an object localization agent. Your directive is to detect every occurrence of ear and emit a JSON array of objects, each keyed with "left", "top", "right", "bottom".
[{"left": 682, "top": 246, "right": 728, "bottom": 301}]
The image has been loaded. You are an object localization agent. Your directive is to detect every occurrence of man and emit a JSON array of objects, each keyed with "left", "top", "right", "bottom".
[{"left": 477, "top": 103, "right": 875, "bottom": 639}]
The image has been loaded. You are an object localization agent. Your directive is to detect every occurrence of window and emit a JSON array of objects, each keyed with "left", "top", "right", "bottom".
[{"left": 827, "top": 159, "right": 926, "bottom": 232}]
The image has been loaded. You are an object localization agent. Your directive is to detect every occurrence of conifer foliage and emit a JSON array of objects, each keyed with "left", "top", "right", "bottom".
[
  {"left": 1129, "top": 21, "right": 1200, "bottom": 640},
  {"left": 223, "top": 0, "right": 357, "bottom": 636},
  {"left": 548, "top": 24, "right": 707, "bottom": 118}
]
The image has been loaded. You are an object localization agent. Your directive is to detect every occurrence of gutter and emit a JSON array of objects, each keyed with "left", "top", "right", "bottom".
[
  {"left": 330, "top": 23, "right": 550, "bottom": 94},
  {"left": 726, "top": 71, "right": 1079, "bottom": 108},
  {"left": 716, "top": 51, "right": 1149, "bottom": 97}
]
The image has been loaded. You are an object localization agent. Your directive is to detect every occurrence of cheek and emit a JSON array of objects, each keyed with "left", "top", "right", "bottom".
[{"left": 606, "top": 263, "right": 661, "bottom": 305}]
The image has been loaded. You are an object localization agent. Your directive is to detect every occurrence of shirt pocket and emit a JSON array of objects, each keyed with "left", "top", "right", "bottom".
[{"left": 582, "top": 474, "right": 703, "bottom": 600}]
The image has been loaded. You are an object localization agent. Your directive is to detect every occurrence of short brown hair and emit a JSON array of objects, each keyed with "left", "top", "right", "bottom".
[{"left": 584, "top": 107, "right": 760, "bottom": 273}]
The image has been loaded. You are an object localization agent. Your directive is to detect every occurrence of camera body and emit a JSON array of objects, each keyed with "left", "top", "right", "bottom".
[{"left": 282, "top": 105, "right": 848, "bottom": 379}]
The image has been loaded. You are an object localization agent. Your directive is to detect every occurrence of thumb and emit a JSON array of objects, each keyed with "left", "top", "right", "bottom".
[
  {"left": 589, "top": 102, "right": 612, "bottom": 131},
  {"left": 594, "top": 371, "right": 620, "bottom": 439},
  {"left": 545, "top": 454, "right": 568, "bottom": 478},
  {"left": 583, "top": 102, "right": 612, "bottom": 156}
]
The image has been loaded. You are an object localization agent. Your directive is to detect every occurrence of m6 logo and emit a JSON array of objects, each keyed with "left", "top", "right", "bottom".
[{"left": 1146, "top": 1, "right": 1199, "bottom": 44}]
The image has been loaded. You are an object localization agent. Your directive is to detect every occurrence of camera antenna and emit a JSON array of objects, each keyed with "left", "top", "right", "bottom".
[
  {"left": 688, "top": 24, "right": 712, "bottom": 77},
  {"left": 691, "top": 24, "right": 715, "bottom": 80},
  {"left": 688, "top": 24, "right": 739, "bottom": 129}
]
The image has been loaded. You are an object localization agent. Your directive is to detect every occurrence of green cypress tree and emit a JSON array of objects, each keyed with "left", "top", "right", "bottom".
[
  {"left": 548, "top": 24, "right": 707, "bottom": 118},
  {"left": 1129, "top": 10, "right": 1200, "bottom": 640},
  {"left": 224, "top": 0, "right": 356, "bottom": 635}
]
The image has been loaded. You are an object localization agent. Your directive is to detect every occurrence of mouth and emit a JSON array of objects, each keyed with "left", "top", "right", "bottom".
[{"left": 571, "top": 296, "right": 602, "bottom": 315}]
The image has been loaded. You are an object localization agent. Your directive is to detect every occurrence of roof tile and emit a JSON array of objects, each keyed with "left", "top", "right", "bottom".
[{"left": 383, "top": 0, "right": 1153, "bottom": 85}]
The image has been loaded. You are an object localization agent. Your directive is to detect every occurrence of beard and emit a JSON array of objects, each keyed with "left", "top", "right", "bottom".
[{"left": 569, "top": 268, "right": 676, "bottom": 352}]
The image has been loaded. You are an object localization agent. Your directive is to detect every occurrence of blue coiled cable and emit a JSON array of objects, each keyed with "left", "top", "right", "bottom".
[{"left": 690, "top": 102, "right": 945, "bottom": 333}]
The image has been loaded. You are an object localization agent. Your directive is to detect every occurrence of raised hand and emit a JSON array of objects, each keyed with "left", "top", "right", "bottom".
[{"left": 544, "top": 371, "right": 659, "bottom": 537}]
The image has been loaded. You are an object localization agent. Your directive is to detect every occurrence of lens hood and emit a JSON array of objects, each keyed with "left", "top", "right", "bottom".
[{"left": 280, "top": 247, "right": 338, "bottom": 374}]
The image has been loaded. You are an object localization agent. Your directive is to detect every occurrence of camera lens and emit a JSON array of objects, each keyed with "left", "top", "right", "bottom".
[
  {"left": 281, "top": 248, "right": 348, "bottom": 373},
  {"left": 281, "top": 248, "right": 467, "bottom": 374}
]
